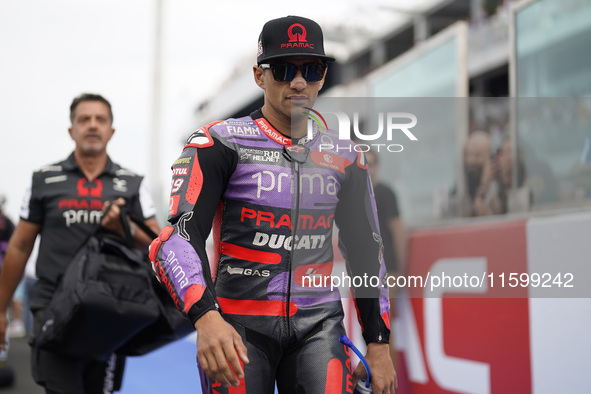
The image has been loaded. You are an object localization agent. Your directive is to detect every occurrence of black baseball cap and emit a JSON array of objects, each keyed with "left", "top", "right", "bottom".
[{"left": 257, "top": 15, "right": 335, "bottom": 64}]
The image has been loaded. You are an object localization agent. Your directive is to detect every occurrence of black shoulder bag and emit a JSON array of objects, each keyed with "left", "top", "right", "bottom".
[{"left": 34, "top": 206, "right": 160, "bottom": 361}]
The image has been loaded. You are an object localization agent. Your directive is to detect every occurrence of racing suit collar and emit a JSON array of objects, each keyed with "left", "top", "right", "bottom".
[
  {"left": 250, "top": 109, "right": 291, "bottom": 146},
  {"left": 250, "top": 108, "right": 315, "bottom": 146}
]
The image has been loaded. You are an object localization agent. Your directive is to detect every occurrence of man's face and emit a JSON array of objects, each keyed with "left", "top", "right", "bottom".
[
  {"left": 68, "top": 101, "right": 114, "bottom": 155},
  {"left": 254, "top": 56, "right": 326, "bottom": 121},
  {"left": 464, "top": 139, "right": 489, "bottom": 173}
]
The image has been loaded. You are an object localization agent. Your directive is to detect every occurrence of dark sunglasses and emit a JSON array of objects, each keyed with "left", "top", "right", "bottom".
[{"left": 259, "top": 62, "right": 327, "bottom": 82}]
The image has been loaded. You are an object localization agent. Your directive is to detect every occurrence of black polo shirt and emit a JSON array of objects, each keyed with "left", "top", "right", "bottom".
[{"left": 20, "top": 153, "right": 156, "bottom": 309}]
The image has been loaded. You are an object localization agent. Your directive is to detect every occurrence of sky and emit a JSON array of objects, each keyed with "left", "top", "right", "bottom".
[{"left": 0, "top": 0, "right": 432, "bottom": 221}]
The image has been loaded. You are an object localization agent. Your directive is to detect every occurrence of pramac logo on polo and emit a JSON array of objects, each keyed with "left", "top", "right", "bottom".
[
  {"left": 282, "top": 23, "right": 314, "bottom": 49},
  {"left": 77, "top": 178, "right": 103, "bottom": 197}
]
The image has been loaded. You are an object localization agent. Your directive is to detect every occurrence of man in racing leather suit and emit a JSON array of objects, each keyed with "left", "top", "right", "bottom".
[{"left": 149, "top": 16, "right": 397, "bottom": 393}]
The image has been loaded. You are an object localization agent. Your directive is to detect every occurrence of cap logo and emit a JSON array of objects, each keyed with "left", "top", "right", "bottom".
[
  {"left": 287, "top": 23, "right": 307, "bottom": 43},
  {"left": 282, "top": 23, "right": 314, "bottom": 50}
]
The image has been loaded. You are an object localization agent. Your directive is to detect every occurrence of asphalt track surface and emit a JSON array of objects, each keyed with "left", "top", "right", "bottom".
[
  {"left": 0, "top": 333, "right": 203, "bottom": 393},
  {"left": 0, "top": 336, "right": 43, "bottom": 393}
]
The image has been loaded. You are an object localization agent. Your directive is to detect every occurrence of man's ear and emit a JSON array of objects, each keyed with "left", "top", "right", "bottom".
[{"left": 253, "top": 65, "right": 265, "bottom": 90}]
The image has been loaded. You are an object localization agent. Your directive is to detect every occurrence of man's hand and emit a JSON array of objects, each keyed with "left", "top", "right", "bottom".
[
  {"left": 352, "top": 342, "right": 397, "bottom": 394},
  {"left": 100, "top": 198, "right": 126, "bottom": 235},
  {"left": 194, "top": 310, "right": 249, "bottom": 387}
]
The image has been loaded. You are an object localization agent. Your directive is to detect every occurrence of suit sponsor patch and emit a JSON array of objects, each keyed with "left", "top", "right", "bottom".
[{"left": 172, "top": 167, "right": 189, "bottom": 176}]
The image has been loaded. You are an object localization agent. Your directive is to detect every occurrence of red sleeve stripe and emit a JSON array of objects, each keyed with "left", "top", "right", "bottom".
[
  {"left": 382, "top": 311, "right": 391, "bottom": 330},
  {"left": 221, "top": 242, "right": 282, "bottom": 265},
  {"left": 186, "top": 151, "right": 203, "bottom": 205},
  {"left": 218, "top": 298, "right": 297, "bottom": 317},
  {"left": 184, "top": 283, "right": 206, "bottom": 314}
]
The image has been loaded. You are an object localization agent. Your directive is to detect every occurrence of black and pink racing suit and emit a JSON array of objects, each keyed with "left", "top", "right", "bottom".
[{"left": 149, "top": 109, "right": 390, "bottom": 393}]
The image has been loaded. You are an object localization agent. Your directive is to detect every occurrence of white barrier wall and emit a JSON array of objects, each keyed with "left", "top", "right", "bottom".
[
  {"left": 340, "top": 211, "right": 591, "bottom": 394},
  {"left": 527, "top": 212, "right": 591, "bottom": 394}
]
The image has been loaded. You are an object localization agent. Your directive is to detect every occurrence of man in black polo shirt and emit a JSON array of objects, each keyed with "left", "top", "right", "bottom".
[{"left": 0, "top": 93, "right": 160, "bottom": 393}]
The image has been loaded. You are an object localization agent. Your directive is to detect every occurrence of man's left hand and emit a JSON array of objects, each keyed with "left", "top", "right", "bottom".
[{"left": 352, "top": 342, "right": 397, "bottom": 394}]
